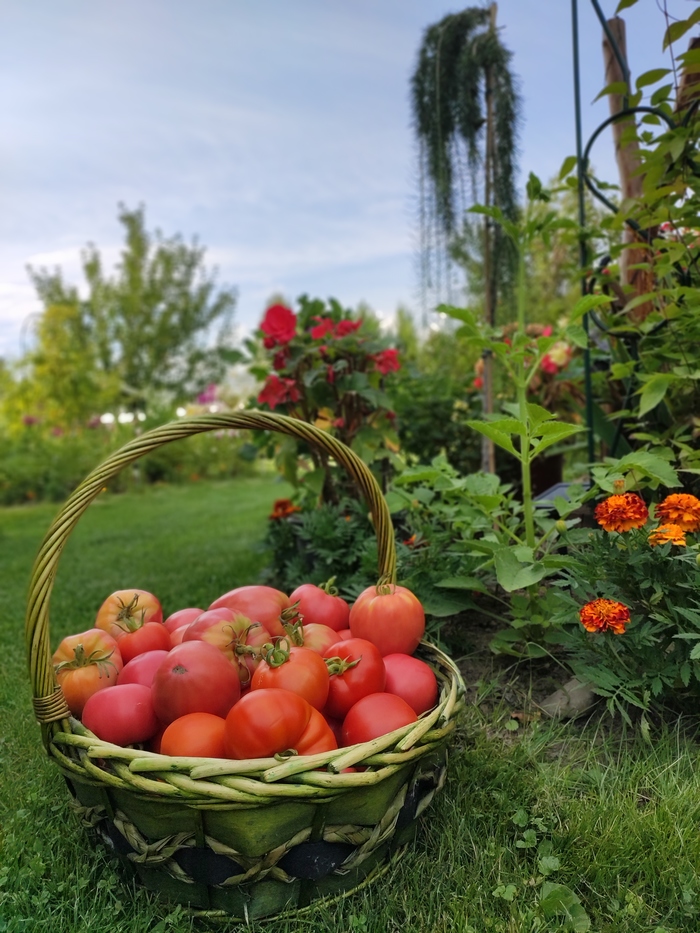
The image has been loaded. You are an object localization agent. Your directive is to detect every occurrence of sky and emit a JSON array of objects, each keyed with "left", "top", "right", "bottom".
[{"left": 0, "top": 0, "right": 693, "bottom": 360}]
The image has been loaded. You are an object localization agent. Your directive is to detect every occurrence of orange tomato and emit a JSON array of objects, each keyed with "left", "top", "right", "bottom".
[
  {"left": 53, "top": 628, "right": 123, "bottom": 716},
  {"left": 160, "top": 712, "right": 228, "bottom": 758}
]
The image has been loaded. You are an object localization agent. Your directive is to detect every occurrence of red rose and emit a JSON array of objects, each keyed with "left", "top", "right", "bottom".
[
  {"left": 257, "top": 374, "right": 300, "bottom": 410},
  {"left": 371, "top": 348, "right": 400, "bottom": 375},
  {"left": 334, "top": 319, "right": 362, "bottom": 338},
  {"left": 272, "top": 348, "right": 290, "bottom": 371},
  {"left": 260, "top": 304, "right": 297, "bottom": 347},
  {"left": 310, "top": 317, "right": 335, "bottom": 340}
]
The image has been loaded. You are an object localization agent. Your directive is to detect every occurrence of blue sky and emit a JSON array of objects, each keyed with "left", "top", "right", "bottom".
[{"left": 0, "top": 0, "right": 690, "bottom": 359}]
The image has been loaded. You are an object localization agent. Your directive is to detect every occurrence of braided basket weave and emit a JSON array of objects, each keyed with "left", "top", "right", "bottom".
[{"left": 25, "top": 412, "right": 465, "bottom": 920}]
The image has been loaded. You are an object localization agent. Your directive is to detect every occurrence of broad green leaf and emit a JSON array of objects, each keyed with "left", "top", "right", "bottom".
[
  {"left": 301, "top": 468, "right": 326, "bottom": 496},
  {"left": 663, "top": 8, "right": 700, "bottom": 50},
  {"left": 559, "top": 155, "right": 577, "bottom": 180},
  {"left": 610, "top": 361, "right": 636, "bottom": 380},
  {"left": 540, "top": 882, "right": 591, "bottom": 932},
  {"left": 436, "top": 576, "right": 491, "bottom": 594},
  {"left": 565, "top": 323, "right": 588, "bottom": 348},
  {"left": 466, "top": 421, "right": 518, "bottom": 456},
  {"left": 616, "top": 450, "right": 680, "bottom": 487},
  {"left": 526, "top": 402, "right": 556, "bottom": 429},
  {"left": 616, "top": 0, "right": 639, "bottom": 10},
  {"left": 636, "top": 373, "right": 676, "bottom": 416},
  {"left": 594, "top": 80, "right": 628, "bottom": 102},
  {"left": 530, "top": 423, "right": 584, "bottom": 458},
  {"left": 494, "top": 547, "right": 549, "bottom": 592},
  {"left": 569, "top": 293, "right": 613, "bottom": 322},
  {"left": 636, "top": 68, "right": 671, "bottom": 90}
]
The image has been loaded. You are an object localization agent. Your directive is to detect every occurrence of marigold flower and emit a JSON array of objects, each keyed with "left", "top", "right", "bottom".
[
  {"left": 269, "top": 498, "right": 301, "bottom": 521},
  {"left": 579, "top": 598, "right": 631, "bottom": 635},
  {"left": 648, "top": 523, "right": 687, "bottom": 547},
  {"left": 654, "top": 493, "right": 700, "bottom": 532},
  {"left": 594, "top": 493, "right": 649, "bottom": 532}
]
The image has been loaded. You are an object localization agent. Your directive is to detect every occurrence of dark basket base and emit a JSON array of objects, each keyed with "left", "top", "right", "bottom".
[{"left": 63, "top": 749, "right": 446, "bottom": 921}]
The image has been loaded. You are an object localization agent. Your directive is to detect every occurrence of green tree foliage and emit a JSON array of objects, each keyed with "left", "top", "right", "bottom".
[
  {"left": 411, "top": 6, "right": 520, "bottom": 308},
  {"left": 24, "top": 205, "right": 238, "bottom": 422}
]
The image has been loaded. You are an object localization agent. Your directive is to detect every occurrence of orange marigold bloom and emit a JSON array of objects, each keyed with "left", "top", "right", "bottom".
[
  {"left": 654, "top": 493, "right": 700, "bottom": 533},
  {"left": 579, "top": 598, "right": 631, "bottom": 635},
  {"left": 648, "top": 523, "right": 687, "bottom": 547},
  {"left": 269, "top": 498, "right": 301, "bottom": 521},
  {"left": 594, "top": 493, "right": 649, "bottom": 532}
]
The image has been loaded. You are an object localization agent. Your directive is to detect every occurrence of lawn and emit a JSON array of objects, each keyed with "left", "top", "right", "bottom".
[{"left": 2, "top": 477, "right": 700, "bottom": 932}]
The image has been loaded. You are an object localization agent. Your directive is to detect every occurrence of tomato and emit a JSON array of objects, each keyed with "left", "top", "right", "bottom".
[
  {"left": 336, "top": 628, "right": 353, "bottom": 641},
  {"left": 95, "top": 589, "right": 163, "bottom": 640},
  {"left": 152, "top": 641, "right": 241, "bottom": 724},
  {"left": 295, "top": 707, "right": 338, "bottom": 755},
  {"left": 53, "top": 628, "right": 123, "bottom": 716},
  {"left": 117, "top": 649, "right": 169, "bottom": 688},
  {"left": 82, "top": 683, "right": 159, "bottom": 745},
  {"left": 322, "top": 638, "right": 386, "bottom": 720},
  {"left": 288, "top": 580, "right": 350, "bottom": 632},
  {"left": 348, "top": 585, "right": 425, "bottom": 656},
  {"left": 341, "top": 693, "right": 417, "bottom": 747},
  {"left": 224, "top": 688, "right": 312, "bottom": 759},
  {"left": 169, "top": 625, "right": 189, "bottom": 648},
  {"left": 164, "top": 607, "right": 203, "bottom": 635},
  {"left": 116, "top": 622, "right": 172, "bottom": 663},
  {"left": 297, "top": 623, "right": 342, "bottom": 656},
  {"left": 183, "top": 608, "right": 271, "bottom": 686},
  {"left": 251, "top": 643, "right": 330, "bottom": 710},
  {"left": 160, "top": 712, "right": 228, "bottom": 758},
  {"left": 208, "top": 585, "right": 290, "bottom": 638},
  {"left": 383, "top": 653, "right": 439, "bottom": 715}
]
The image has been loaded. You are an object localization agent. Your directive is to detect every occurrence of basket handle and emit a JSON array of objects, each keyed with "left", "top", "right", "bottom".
[{"left": 25, "top": 411, "right": 396, "bottom": 727}]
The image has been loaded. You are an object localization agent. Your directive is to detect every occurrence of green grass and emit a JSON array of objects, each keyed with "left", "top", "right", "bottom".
[{"left": 2, "top": 478, "right": 700, "bottom": 932}]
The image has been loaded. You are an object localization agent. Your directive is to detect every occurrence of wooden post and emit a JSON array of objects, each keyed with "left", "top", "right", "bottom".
[
  {"left": 481, "top": 2, "right": 497, "bottom": 474},
  {"left": 603, "top": 16, "right": 654, "bottom": 322}
]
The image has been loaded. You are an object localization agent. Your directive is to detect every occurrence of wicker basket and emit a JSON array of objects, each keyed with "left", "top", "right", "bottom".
[{"left": 25, "top": 411, "right": 465, "bottom": 921}]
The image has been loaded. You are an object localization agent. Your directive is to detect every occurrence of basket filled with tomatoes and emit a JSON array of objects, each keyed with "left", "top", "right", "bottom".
[{"left": 25, "top": 411, "right": 465, "bottom": 921}]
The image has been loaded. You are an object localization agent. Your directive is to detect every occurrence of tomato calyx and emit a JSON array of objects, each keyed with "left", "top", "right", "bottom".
[
  {"left": 318, "top": 576, "right": 340, "bottom": 597},
  {"left": 282, "top": 620, "right": 305, "bottom": 646},
  {"left": 261, "top": 638, "right": 293, "bottom": 668},
  {"left": 325, "top": 654, "right": 362, "bottom": 676},
  {"left": 113, "top": 594, "right": 148, "bottom": 633},
  {"left": 279, "top": 601, "right": 303, "bottom": 628},
  {"left": 54, "top": 643, "right": 118, "bottom": 676}
]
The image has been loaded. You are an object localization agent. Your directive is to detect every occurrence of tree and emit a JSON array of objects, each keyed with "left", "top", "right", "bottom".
[
  {"left": 411, "top": 4, "right": 521, "bottom": 318},
  {"left": 26, "top": 205, "right": 239, "bottom": 420}
]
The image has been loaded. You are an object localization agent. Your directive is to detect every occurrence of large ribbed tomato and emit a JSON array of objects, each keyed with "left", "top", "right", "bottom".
[
  {"left": 224, "top": 688, "right": 312, "bottom": 759},
  {"left": 151, "top": 641, "right": 241, "bottom": 724},
  {"left": 53, "top": 628, "right": 123, "bottom": 716},
  {"left": 348, "top": 585, "right": 425, "bottom": 656},
  {"left": 182, "top": 608, "right": 271, "bottom": 686},
  {"left": 251, "top": 643, "right": 330, "bottom": 710},
  {"left": 95, "top": 589, "right": 163, "bottom": 639},
  {"left": 208, "top": 585, "right": 290, "bottom": 638},
  {"left": 288, "top": 580, "right": 350, "bottom": 632},
  {"left": 383, "top": 653, "right": 438, "bottom": 715},
  {"left": 341, "top": 693, "right": 417, "bottom": 747}
]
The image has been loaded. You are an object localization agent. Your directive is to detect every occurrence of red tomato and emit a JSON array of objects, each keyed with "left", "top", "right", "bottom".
[
  {"left": 169, "top": 625, "right": 189, "bottom": 648},
  {"left": 117, "top": 649, "right": 169, "bottom": 688},
  {"left": 295, "top": 707, "right": 338, "bottom": 755},
  {"left": 152, "top": 641, "right": 241, "bottom": 724},
  {"left": 224, "top": 688, "right": 312, "bottom": 759},
  {"left": 53, "top": 628, "right": 123, "bottom": 716},
  {"left": 348, "top": 585, "right": 425, "bottom": 656},
  {"left": 297, "top": 623, "right": 341, "bottom": 656},
  {"left": 288, "top": 581, "right": 350, "bottom": 632},
  {"left": 322, "top": 638, "right": 386, "bottom": 720},
  {"left": 336, "top": 628, "right": 353, "bottom": 641},
  {"left": 95, "top": 589, "right": 163, "bottom": 640},
  {"left": 164, "top": 607, "right": 203, "bottom": 634},
  {"left": 341, "top": 693, "right": 417, "bottom": 747},
  {"left": 160, "top": 712, "right": 228, "bottom": 758},
  {"left": 117, "top": 622, "right": 172, "bottom": 663},
  {"left": 208, "top": 585, "right": 290, "bottom": 638},
  {"left": 251, "top": 644, "right": 330, "bottom": 710},
  {"left": 383, "top": 653, "right": 439, "bottom": 715},
  {"left": 183, "top": 608, "right": 270, "bottom": 686},
  {"left": 82, "top": 683, "right": 159, "bottom": 745}
]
